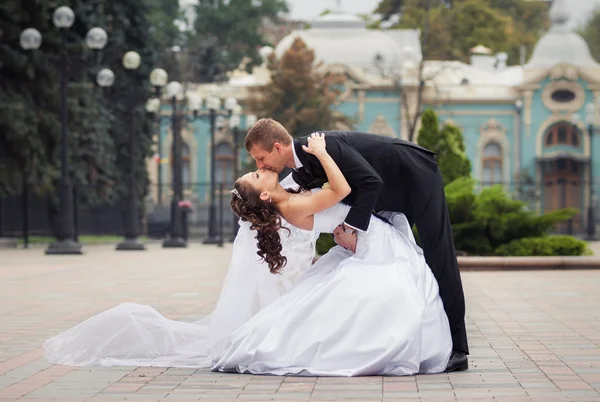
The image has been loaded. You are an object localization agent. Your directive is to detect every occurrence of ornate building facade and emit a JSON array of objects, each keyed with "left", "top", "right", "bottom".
[{"left": 151, "top": 0, "right": 599, "bottom": 232}]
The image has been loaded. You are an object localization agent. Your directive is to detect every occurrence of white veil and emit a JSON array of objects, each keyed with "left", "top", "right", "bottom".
[{"left": 44, "top": 174, "right": 319, "bottom": 368}]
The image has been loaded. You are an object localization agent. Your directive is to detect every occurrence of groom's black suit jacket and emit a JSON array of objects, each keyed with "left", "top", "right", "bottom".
[{"left": 291, "top": 131, "right": 438, "bottom": 231}]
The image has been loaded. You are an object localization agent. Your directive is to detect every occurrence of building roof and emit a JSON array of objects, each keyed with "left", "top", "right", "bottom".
[
  {"left": 526, "top": 0, "right": 599, "bottom": 69},
  {"left": 273, "top": 10, "right": 421, "bottom": 74}
]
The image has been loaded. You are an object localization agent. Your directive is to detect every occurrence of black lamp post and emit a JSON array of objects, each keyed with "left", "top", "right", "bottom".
[
  {"left": 149, "top": 68, "right": 168, "bottom": 206},
  {"left": 584, "top": 102, "right": 598, "bottom": 241},
  {"left": 203, "top": 96, "right": 239, "bottom": 244},
  {"left": 116, "top": 51, "right": 145, "bottom": 251},
  {"left": 43, "top": 7, "right": 108, "bottom": 255},
  {"left": 19, "top": 28, "right": 42, "bottom": 250},
  {"left": 162, "top": 81, "right": 187, "bottom": 248}
]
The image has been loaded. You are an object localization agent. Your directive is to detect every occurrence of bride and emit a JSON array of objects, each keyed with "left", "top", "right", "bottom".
[{"left": 44, "top": 133, "right": 451, "bottom": 376}]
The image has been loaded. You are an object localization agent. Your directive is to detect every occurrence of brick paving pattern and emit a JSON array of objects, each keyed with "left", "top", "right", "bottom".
[{"left": 1, "top": 244, "right": 599, "bottom": 401}]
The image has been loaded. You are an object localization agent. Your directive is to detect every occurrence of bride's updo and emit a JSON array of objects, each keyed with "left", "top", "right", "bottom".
[{"left": 230, "top": 180, "right": 289, "bottom": 274}]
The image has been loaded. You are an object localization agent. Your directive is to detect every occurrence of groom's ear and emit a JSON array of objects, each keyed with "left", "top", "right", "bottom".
[
  {"left": 259, "top": 191, "right": 270, "bottom": 201},
  {"left": 273, "top": 142, "right": 282, "bottom": 153}
]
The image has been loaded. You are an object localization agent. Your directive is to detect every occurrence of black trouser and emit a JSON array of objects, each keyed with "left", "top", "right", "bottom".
[{"left": 414, "top": 168, "right": 469, "bottom": 355}]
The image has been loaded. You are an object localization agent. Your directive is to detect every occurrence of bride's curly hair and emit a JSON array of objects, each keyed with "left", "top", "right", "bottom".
[{"left": 230, "top": 180, "right": 292, "bottom": 274}]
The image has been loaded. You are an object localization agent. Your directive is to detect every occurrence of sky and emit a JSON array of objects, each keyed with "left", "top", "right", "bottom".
[{"left": 285, "top": 0, "right": 600, "bottom": 28}]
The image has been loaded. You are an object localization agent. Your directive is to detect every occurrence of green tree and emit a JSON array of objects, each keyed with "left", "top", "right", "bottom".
[
  {"left": 101, "top": 0, "right": 158, "bottom": 207},
  {"left": 0, "top": 0, "right": 158, "bottom": 240},
  {"left": 248, "top": 37, "right": 353, "bottom": 136},
  {"left": 580, "top": 8, "right": 600, "bottom": 62},
  {"left": 144, "top": 0, "right": 183, "bottom": 67},
  {"left": 375, "top": 0, "right": 548, "bottom": 64},
  {"left": 0, "top": 0, "right": 118, "bottom": 205},
  {"left": 188, "top": 0, "right": 289, "bottom": 83},
  {"left": 416, "top": 108, "right": 471, "bottom": 184}
]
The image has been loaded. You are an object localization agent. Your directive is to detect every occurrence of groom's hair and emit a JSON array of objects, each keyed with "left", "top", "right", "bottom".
[{"left": 245, "top": 118, "right": 292, "bottom": 152}]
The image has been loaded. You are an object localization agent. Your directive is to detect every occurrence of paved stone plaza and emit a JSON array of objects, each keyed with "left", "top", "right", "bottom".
[{"left": 1, "top": 244, "right": 600, "bottom": 402}]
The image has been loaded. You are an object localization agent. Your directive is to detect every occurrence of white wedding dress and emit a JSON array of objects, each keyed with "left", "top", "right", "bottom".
[
  {"left": 44, "top": 179, "right": 451, "bottom": 376},
  {"left": 210, "top": 190, "right": 452, "bottom": 376}
]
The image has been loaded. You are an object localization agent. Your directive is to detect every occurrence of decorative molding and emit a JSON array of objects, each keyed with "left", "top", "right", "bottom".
[
  {"left": 215, "top": 125, "right": 234, "bottom": 146},
  {"left": 517, "top": 83, "right": 542, "bottom": 90},
  {"left": 476, "top": 118, "right": 511, "bottom": 192},
  {"left": 364, "top": 98, "right": 401, "bottom": 103},
  {"left": 436, "top": 110, "right": 514, "bottom": 116},
  {"left": 357, "top": 90, "right": 366, "bottom": 122},
  {"left": 549, "top": 64, "right": 579, "bottom": 81},
  {"left": 541, "top": 80, "right": 585, "bottom": 112},
  {"left": 368, "top": 114, "right": 397, "bottom": 138}
]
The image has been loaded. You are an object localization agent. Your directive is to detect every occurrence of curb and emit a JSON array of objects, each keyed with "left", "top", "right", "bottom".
[
  {"left": 0, "top": 238, "right": 18, "bottom": 249},
  {"left": 458, "top": 256, "right": 600, "bottom": 271}
]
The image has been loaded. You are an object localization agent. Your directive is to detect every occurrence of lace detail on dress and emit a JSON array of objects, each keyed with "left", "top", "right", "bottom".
[{"left": 275, "top": 219, "right": 319, "bottom": 295}]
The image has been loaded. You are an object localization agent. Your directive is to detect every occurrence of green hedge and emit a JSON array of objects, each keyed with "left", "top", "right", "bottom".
[{"left": 494, "top": 235, "right": 591, "bottom": 257}]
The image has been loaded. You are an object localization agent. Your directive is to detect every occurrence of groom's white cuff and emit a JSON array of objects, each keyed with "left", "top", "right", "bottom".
[{"left": 343, "top": 222, "right": 364, "bottom": 232}]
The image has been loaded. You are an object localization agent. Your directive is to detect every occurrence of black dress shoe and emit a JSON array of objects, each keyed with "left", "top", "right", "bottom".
[{"left": 445, "top": 350, "right": 468, "bottom": 372}]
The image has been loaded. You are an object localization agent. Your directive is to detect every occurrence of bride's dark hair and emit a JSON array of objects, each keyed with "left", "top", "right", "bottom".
[{"left": 230, "top": 180, "right": 297, "bottom": 274}]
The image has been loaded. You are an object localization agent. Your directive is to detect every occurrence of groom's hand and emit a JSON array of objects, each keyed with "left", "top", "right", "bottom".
[{"left": 333, "top": 225, "right": 357, "bottom": 253}]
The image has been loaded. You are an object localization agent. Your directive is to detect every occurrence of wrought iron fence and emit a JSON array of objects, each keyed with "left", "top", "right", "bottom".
[{"left": 2, "top": 180, "right": 599, "bottom": 245}]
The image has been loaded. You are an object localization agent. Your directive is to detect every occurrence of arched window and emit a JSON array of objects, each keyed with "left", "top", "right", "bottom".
[
  {"left": 545, "top": 122, "right": 580, "bottom": 147},
  {"left": 215, "top": 142, "right": 234, "bottom": 186},
  {"left": 482, "top": 142, "right": 503, "bottom": 185}
]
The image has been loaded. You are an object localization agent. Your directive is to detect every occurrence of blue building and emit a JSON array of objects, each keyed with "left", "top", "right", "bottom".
[{"left": 151, "top": 0, "right": 599, "bottom": 233}]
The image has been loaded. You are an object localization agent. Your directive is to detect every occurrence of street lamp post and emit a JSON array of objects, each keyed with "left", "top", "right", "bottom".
[
  {"left": 149, "top": 68, "right": 168, "bottom": 206},
  {"left": 46, "top": 6, "right": 80, "bottom": 255},
  {"left": 163, "top": 81, "right": 187, "bottom": 248},
  {"left": 116, "top": 51, "right": 145, "bottom": 251},
  {"left": 203, "top": 96, "right": 224, "bottom": 244},
  {"left": 19, "top": 28, "right": 42, "bottom": 250},
  {"left": 584, "top": 102, "right": 598, "bottom": 241},
  {"left": 145, "top": 97, "right": 162, "bottom": 206}
]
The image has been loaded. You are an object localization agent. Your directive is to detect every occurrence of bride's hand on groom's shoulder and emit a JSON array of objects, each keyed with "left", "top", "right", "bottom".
[{"left": 302, "top": 132, "right": 326, "bottom": 156}]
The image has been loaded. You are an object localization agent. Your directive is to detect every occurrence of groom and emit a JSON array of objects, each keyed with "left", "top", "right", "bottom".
[{"left": 244, "top": 118, "right": 469, "bottom": 372}]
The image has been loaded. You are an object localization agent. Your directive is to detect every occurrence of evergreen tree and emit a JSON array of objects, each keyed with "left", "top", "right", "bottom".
[
  {"left": 248, "top": 37, "right": 353, "bottom": 137},
  {"left": 189, "top": 0, "right": 289, "bottom": 83},
  {"left": 417, "top": 108, "right": 470, "bottom": 184},
  {"left": 101, "top": 0, "right": 158, "bottom": 207},
  {"left": 0, "top": 0, "right": 158, "bottom": 227},
  {"left": 0, "top": 0, "right": 117, "bottom": 205}
]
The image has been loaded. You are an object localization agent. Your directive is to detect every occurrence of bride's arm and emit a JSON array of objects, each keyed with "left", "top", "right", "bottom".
[{"left": 287, "top": 133, "right": 350, "bottom": 220}]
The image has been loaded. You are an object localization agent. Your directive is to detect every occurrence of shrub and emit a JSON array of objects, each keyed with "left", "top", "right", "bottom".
[
  {"left": 495, "top": 235, "right": 590, "bottom": 256},
  {"left": 444, "top": 178, "right": 580, "bottom": 255}
]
